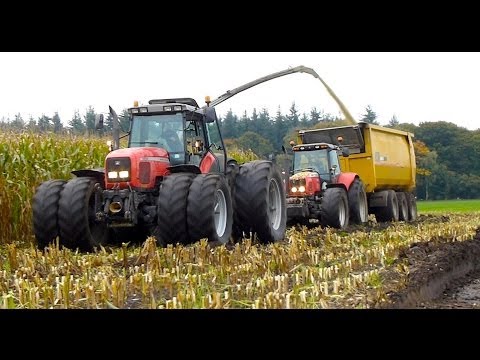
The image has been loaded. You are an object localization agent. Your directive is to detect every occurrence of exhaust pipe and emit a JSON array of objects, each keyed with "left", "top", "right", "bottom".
[{"left": 109, "top": 201, "right": 123, "bottom": 213}]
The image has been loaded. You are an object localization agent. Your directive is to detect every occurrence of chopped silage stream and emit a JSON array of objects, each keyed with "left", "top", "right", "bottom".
[{"left": 1, "top": 213, "right": 479, "bottom": 309}]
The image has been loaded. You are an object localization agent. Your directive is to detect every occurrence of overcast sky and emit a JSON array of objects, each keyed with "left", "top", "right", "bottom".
[{"left": 1, "top": 52, "right": 479, "bottom": 130}]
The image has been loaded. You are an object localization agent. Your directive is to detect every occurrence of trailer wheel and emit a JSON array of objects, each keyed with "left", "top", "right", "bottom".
[
  {"left": 58, "top": 177, "right": 108, "bottom": 252},
  {"left": 348, "top": 178, "right": 368, "bottom": 224},
  {"left": 320, "top": 187, "right": 349, "bottom": 229},
  {"left": 234, "top": 160, "right": 286, "bottom": 244},
  {"left": 155, "top": 173, "right": 195, "bottom": 246},
  {"left": 32, "top": 180, "right": 66, "bottom": 249},
  {"left": 405, "top": 192, "right": 418, "bottom": 221},
  {"left": 187, "top": 174, "right": 233, "bottom": 245},
  {"left": 396, "top": 192, "right": 409, "bottom": 221},
  {"left": 374, "top": 189, "right": 399, "bottom": 222}
]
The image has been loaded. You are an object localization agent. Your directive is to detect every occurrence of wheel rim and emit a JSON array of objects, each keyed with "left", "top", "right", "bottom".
[
  {"left": 339, "top": 198, "right": 347, "bottom": 227},
  {"left": 360, "top": 192, "right": 368, "bottom": 222},
  {"left": 214, "top": 188, "right": 227, "bottom": 238},
  {"left": 268, "top": 178, "right": 282, "bottom": 230}
]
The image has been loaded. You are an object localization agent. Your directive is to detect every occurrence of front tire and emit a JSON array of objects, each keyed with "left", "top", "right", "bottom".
[
  {"left": 58, "top": 177, "right": 108, "bottom": 252},
  {"left": 32, "top": 180, "right": 66, "bottom": 249},
  {"left": 155, "top": 173, "right": 195, "bottom": 246},
  {"left": 320, "top": 187, "right": 349, "bottom": 229}
]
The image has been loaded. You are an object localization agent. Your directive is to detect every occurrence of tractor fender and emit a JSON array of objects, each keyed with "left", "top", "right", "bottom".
[
  {"left": 200, "top": 152, "right": 220, "bottom": 173},
  {"left": 72, "top": 168, "right": 105, "bottom": 187},
  {"left": 336, "top": 172, "right": 358, "bottom": 191}
]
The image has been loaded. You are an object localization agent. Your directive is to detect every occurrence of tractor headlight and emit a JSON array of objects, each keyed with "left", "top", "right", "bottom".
[
  {"left": 298, "top": 185, "right": 306, "bottom": 192},
  {"left": 291, "top": 186, "right": 298, "bottom": 193},
  {"left": 108, "top": 171, "right": 118, "bottom": 179},
  {"left": 106, "top": 157, "right": 131, "bottom": 182}
]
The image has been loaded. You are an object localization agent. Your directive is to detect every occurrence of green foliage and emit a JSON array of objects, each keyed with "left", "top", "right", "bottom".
[
  {"left": 0, "top": 132, "right": 110, "bottom": 244},
  {"left": 2, "top": 102, "right": 480, "bottom": 201},
  {"left": 52, "top": 112, "right": 63, "bottom": 133},
  {"left": 236, "top": 131, "right": 274, "bottom": 158},
  {"left": 69, "top": 110, "right": 85, "bottom": 134},
  {"left": 387, "top": 114, "right": 400, "bottom": 128},
  {"left": 360, "top": 105, "right": 379, "bottom": 125}
]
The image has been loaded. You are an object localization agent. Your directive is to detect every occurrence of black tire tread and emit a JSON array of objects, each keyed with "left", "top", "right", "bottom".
[
  {"left": 32, "top": 180, "right": 66, "bottom": 249},
  {"left": 58, "top": 177, "right": 107, "bottom": 251},
  {"left": 348, "top": 178, "right": 368, "bottom": 224},
  {"left": 320, "top": 187, "right": 349, "bottom": 229},
  {"left": 397, "top": 192, "right": 409, "bottom": 221},
  {"left": 375, "top": 189, "right": 399, "bottom": 223},
  {"left": 156, "top": 173, "right": 195, "bottom": 246}
]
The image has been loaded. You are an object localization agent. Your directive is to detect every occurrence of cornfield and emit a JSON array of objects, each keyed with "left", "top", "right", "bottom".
[
  {"left": 0, "top": 131, "right": 109, "bottom": 244},
  {"left": 1, "top": 131, "right": 479, "bottom": 308}
]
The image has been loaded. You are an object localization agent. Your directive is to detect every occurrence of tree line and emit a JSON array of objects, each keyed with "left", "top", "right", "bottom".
[{"left": 1, "top": 103, "right": 479, "bottom": 200}]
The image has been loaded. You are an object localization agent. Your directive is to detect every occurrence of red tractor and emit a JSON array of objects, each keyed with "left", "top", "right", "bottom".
[
  {"left": 286, "top": 141, "right": 368, "bottom": 229},
  {"left": 32, "top": 66, "right": 331, "bottom": 251}
]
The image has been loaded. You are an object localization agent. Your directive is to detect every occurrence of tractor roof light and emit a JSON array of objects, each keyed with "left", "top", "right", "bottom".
[
  {"left": 131, "top": 108, "right": 139, "bottom": 113},
  {"left": 133, "top": 100, "right": 139, "bottom": 107}
]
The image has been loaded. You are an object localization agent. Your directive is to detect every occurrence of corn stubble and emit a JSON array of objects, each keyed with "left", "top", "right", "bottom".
[{"left": 0, "top": 214, "right": 478, "bottom": 309}]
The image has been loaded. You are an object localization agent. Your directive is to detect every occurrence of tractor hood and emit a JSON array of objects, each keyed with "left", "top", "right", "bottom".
[
  {"left": 105, "top": 147, "right": 171, "bottom": 189},
  {"left": 288, "top": 171, "right": 322, "bottom": 196}
]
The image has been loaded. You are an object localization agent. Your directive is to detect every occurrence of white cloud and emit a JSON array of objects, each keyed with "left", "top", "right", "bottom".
[{"left": 0, "top": 52, "right": 478, "bottom": 130}]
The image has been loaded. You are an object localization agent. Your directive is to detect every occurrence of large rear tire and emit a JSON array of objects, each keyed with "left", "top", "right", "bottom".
[
  {"left": 155, "top": 173, "right": 195, "bottom": 246},
  {"left": 405, "top": 192, "right": 418, "bottom": 221},
  {"left": 32, "top": 180, "right": 66, "bottom": 249},
  {"left": 320, "top": 187, "right": 349, "bottom": 229},
  {"left": 397, "top": 192, "right": 409, "bottom": 221},
  {"left": 374, "top": 189, "right": 399, "bottom": 222},
  {"left": 187, "top": 174, "right": 233, "bottom": 244},
  {"left": 234, "top": 160, "right": 286, "bottom": 244},
  {"left": 58, "top": 177, "right": 108, "bottom": 252},
  {"left": 348, "top": 178, "right": 368, "bottom": 225}
]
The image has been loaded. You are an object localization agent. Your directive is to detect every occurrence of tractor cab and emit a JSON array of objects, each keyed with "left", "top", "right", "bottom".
[
  {"left": 127, "top": 98, "right": 221, "bottom": 168},
  {"left": 292, "top": 143, "right": 342, "bottom": 178},
  {"left": 289, "top": 143, "right": 343, "bottom": 197}
]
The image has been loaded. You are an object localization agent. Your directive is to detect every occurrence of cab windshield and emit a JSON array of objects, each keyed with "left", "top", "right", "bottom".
[
  {"left": 129, "top": 113, "right": 184, "bottom": 152},
  {"left": 293, "top": 150, "right": 330, "bottom": 176},
  {"left": 129, "top": 113, "right": 185, "bottom": 164}
]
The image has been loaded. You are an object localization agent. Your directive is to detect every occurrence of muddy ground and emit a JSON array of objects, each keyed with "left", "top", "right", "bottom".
[{"left": 384, "top": 224, "right": 480, "bottom": 308}]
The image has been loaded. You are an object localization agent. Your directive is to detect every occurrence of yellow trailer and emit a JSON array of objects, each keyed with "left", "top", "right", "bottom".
[{"left": 299, "top": 122, "right": 416, "bottom": 193}]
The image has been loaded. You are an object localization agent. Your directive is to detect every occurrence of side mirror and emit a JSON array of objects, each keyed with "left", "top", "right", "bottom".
[
  {"left": 95, "top": 114, "right": 104, "bottom": 130},
  {"left": 204, "top": 107, "right": 217, "bottom": 123}
]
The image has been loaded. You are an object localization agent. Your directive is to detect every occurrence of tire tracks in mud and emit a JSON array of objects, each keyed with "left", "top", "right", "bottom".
[{"left": 386, "top": 227, "right": 480, "bottom": 308}]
